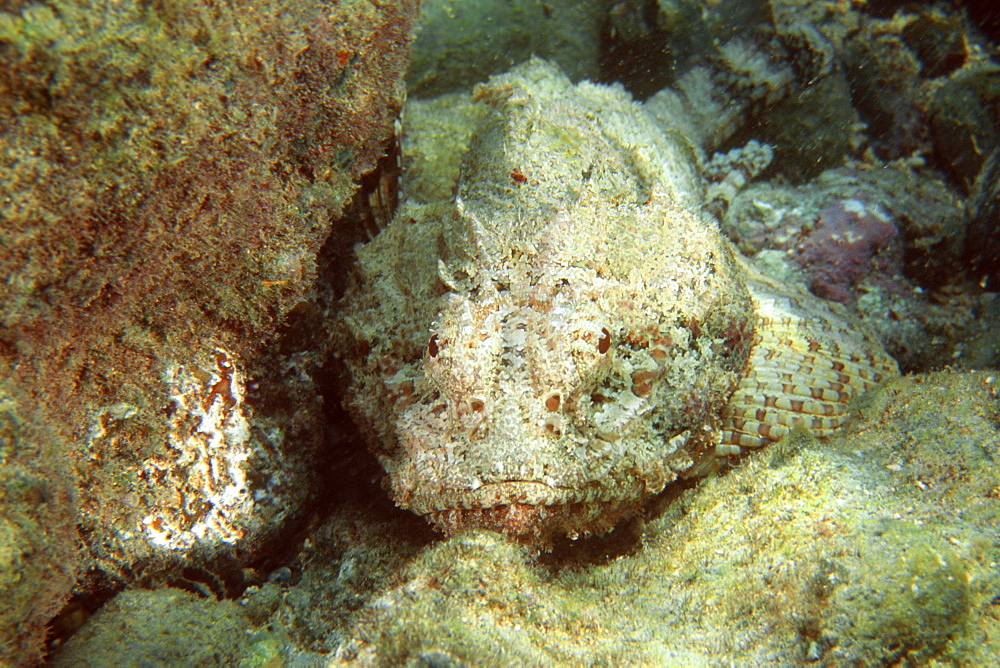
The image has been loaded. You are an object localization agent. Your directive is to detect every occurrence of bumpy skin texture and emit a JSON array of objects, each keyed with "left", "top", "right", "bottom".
[{"left": 340, "top": 59, "right": 898, "bottom": 545}]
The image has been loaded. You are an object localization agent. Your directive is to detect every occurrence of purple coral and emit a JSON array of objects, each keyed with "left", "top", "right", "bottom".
[{"left": 794, "top": 197, "right": 900, "bottom": 305}]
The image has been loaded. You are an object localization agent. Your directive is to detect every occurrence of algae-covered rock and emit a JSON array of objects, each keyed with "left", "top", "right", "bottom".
[
  {"left": 841, "top": 20, "right": 927, "bottom": 162},
  {"left": 601, "top": 0, "right": 773, "bottom": 100},
  {"left": 719, "top": 164, "right": 989, "bottom": 373},
  {"left": 0, "top": 380, "right": 78, "bottom": 665},
  {"left": 826, "top": 165, "right": 967, "bottom": 291},
  {"left": 50, "top": 588, "right": 255, "bottom": 667},
  {"left": 968, "top": 148, "right": 1000, "bottom": 290},
  {"left": 0, "top": 0, "right": 418, "bottom": 607},
  {"left": 267, "top": 502, "right": 433, "bottom": 655},
  {"left": 821, "top": 520, "right": 970, "bottom": 664},
  {"left": 899, "top": 6, "right": 969, "bottom": 78},
  {"left": 334, "top": 530, "right": 711, "bottom": 665},
  {"left": 750, "top": 70, "right": 861, "bottom": 182},
  {"left": 930, "top": 64, "right": 1000, "bottom": 193},
  {"left": 407, "top": 0, "right": 608, "bottom": 98}
]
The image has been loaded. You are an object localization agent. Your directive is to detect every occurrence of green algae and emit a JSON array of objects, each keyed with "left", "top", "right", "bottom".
[
  {"left": 406, "top": 0, "right": 607, "bottom": 99},
  {"left": 827, "top": 520, "right": 970, "bottom": 663},
  {"left": 0, "top": 381, "right": 78, "bottom": 665},
  {"left": 50, "top": 588, "right": 255, "bottom": 667}
]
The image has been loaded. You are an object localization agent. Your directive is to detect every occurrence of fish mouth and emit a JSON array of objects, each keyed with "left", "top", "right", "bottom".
[
  {"left": 408, "top": 480, "right": 651, "bottom": 547},
  {"left": 414, "top": 480, "right": 600, "bottom": 512}
]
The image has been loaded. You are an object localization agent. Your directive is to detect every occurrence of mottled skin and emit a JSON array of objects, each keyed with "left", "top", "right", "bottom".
[{"left": 340, "top": 59, "right": 898, "bottom": 545}]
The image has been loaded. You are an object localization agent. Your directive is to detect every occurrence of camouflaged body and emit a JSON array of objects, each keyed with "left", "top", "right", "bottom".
[{"left": 339, "top": 58, "right": 898, "bottom": 544}]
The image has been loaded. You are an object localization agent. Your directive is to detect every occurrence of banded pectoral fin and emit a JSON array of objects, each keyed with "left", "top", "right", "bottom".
[{"left": 719, "top": 265, "right": 900, "bottom": 452}]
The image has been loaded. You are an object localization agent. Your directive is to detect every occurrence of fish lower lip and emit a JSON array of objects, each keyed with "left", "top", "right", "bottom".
[
  {"left": 414, "top": 481, "right": 571, "bottom": 513},
  {"left": 420, "top": 489, "right": 651, "bottom": 545},
  {"left": 412, "top": 480, "right": 642, "bottom": 514}
]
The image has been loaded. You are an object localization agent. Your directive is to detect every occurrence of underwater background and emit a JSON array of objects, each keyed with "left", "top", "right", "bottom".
[{"left": 1, "top": 0, "right": 999, "bottom": 664}]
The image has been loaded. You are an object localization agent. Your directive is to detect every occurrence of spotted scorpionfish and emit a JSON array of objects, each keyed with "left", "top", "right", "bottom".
[{"left": 339, "top": 58, "right": 899, "bottom": 546}]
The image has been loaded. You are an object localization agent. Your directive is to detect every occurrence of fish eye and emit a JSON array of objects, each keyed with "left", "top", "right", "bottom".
[{"left": 598, "top": 327, "right": 612, "bottom": 354}]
